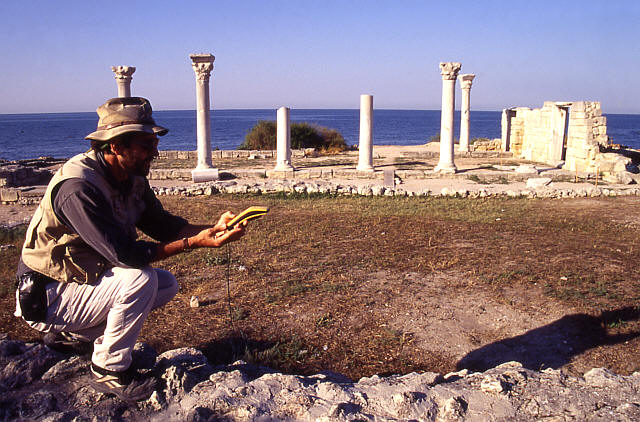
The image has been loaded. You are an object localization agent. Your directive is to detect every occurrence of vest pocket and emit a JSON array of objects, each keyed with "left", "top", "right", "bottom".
[{"left": 64, "top": 246, "right": 109, "bottom": 284}]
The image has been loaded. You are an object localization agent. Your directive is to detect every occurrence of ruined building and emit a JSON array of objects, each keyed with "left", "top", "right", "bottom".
[{"left": 501, "top": 101, "right": 636, "bottom": 182}]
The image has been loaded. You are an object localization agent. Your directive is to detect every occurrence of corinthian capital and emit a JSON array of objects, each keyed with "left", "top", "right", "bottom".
[
  {"left": 111, "top": 66, "right": 136, "bottom": 80},
  {"left": 190, "top": 53, "right": 215, "bottom": 81},
  {"left": 459, "top": 74, "right": 475, "bottom": 89},
  {"left": 439, "top": 62, "right": 461, "bottom": 80}
]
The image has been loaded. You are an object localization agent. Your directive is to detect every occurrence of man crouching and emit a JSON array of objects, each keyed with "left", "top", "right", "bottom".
[{"left": 15, "top": 97, "right": 245, "bottom": 401}]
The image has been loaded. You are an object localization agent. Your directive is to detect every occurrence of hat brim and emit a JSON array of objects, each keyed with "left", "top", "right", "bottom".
[{"left": 85, "top": 123, "right": 168, "bottom": 141}]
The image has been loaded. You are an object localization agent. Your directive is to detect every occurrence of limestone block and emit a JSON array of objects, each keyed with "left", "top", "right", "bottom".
[
  {"left": 308, "top": 169, "right": 322, "bottom": 178},
  {"left": 321, "top": 169, "right": 333, "bottom": 179},
  {"left": 0, "top": 188, "right": 19, "bottom": 202},
  {"left": 211, "top": 150, "right": 222, "bottom": 159},
  {"left": 191, "top": 168, "right": 219, "bottom": 183},
  {"left": 334, "top": 169, "right": 357, "bottom": 178},
  {"left": 526, "top": 177, "right": 552, "bottom": 189},
  {"left": 295, "top": 170, "right": 310, "bottom": 179},
  {"left": 593, "top": 116, "right": 606, "bottom": 126},
  {"left": 177, "top": 151, "right": 190, "bottom": 160},
  {"left": 515, "top": 164, "right": 538, "bottom": 174},
  {"left": 266, "top": 169, "right": 295, "bottom": 179},
  {"left": 571, "top": 101, "right": 586, "bottom": 112}
]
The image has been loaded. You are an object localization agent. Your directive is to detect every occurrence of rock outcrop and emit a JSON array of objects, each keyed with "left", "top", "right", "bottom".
[{"left": 1, "top": 334, "right": 639, "bottom": 421}]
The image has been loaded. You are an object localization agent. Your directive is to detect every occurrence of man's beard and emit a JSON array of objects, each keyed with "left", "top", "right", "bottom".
[{"left": 123, "top": 156, "right": 153, "bottom": 177}]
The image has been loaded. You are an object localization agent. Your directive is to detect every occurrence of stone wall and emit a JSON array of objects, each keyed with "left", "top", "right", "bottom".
[
  {"left": 0, "top": 163, "right": 55, "bottom": 188},
  {"left": 564, "top": 101, "right": 609, "bottom": 172},
  {"left": 501, "top": 101, "right": 612, "bottom": 173},
  {"left": 469, "top": 138, "right": 502, "bottom": 152}
]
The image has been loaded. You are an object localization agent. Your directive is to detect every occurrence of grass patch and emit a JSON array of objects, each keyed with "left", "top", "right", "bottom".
[{"left": 4, "top": 195, "right": 640, "bottom": 379}]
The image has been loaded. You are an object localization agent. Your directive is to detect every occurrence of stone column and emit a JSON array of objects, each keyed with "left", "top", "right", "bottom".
[
  {"left": 458, "top": 74, "right": 475, "bottom": 152},
  {"left": 434, "top": 62, "right": 461, "bottom": 173},
  {"left": 189, "top": 53, "right": 219, "bottom": 182},
  {"left": 111, "top": 66, "right": 136, "bottom": 98},
  {"left": 274, "top": 106, "right": 294, "bottom": 171},
  {"left": 357, "top": 94, "right": 374, "bottom": 171}
]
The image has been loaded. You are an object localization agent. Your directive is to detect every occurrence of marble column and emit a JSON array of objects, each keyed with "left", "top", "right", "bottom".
[
  {"left": 458, "top": 74, "right": 475, "bottom": 152},
  {"left": 274, "top": 106, "right": 294, "bottom": 171},
  {"left": 111, "top": 66, "right": 135, "bottom": 98},
  {"left": 357, "top": 94, "right": 374, "bottom": 171},
  {"left": 189, "top": 53, "right": 219, "bottom": 182},
  {"left": 434, "top": 62, "right": 461, "bottom": 173}
]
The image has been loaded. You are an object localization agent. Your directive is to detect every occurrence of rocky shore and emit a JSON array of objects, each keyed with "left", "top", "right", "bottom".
[{"left": 1, "top": 335, "right": 639, "bottom": 421}]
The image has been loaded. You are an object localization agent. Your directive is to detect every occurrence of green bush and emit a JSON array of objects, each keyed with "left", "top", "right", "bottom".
[
  {"left": 239, "top": 120, "right": 276, "bottom": 151},
  {"left": 239, "top": 121, "right": 347, "bottom": 152}
]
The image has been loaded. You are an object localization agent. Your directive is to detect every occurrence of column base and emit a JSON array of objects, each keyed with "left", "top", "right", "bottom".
[
  {"left": 434, "top": 164, "right": 457, "bottom": 174},
  {"left": 356, "top": 164, "right": 374, "bottom": 172},
  {"left": 191, "top": 168, "right": 219, "bottom": 183},
  {"left": 274, "top": 163, "right": 294, "bottom": 172}
]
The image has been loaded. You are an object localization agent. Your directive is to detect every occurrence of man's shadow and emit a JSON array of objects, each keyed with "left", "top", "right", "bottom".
[{"left": 457, "top": 306, "right": 640, "bottom": 372}]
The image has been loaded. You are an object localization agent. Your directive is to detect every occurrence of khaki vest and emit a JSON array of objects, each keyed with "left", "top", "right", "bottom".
[{"left": 21, "top": 150, "right": 147, "bottom": 284}]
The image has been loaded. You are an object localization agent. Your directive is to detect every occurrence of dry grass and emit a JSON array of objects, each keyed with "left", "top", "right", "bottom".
[{"left": 2, "top": 195, "right": 640, "bottom": 379}]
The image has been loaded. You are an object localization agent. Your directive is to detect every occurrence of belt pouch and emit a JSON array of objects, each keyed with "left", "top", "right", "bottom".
[{"left": 18, "top": 272, "right": 50, "bottom": 322}]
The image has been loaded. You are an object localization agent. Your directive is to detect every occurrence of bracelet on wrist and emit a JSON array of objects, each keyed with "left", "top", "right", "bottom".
[{"left": 182, "top": 237, "right": 193, "bottom": 252}]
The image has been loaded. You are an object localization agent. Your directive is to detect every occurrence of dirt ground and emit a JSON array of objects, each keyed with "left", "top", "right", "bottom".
[{"left": 2, "top": 146, "right": 640, "bottom": 381}]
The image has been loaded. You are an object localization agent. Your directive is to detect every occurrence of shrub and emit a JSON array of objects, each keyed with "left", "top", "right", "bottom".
[
  {"left": 290, "top": 123, "right": 323, "bottom": 150},
  {"left": 239, "top": 121, "right": 347, "bottom": 152},
  {"left": 239, "top": 120, "right": 276, "bottom": 151}
]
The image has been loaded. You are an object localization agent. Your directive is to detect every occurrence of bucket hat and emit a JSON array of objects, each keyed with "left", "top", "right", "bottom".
[{"left": 85, "top": 97, "right": 168, "bottom": 141}]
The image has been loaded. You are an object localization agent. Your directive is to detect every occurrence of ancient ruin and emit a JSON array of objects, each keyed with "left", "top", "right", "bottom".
[
  {"left": 435, "top": 62, "right": 461, "bottom": 173},
  {"left": 458, "top": 74, "right": 475, "bottom": 152},
  {"left": 110, "top": 65, "right": 135, "bottom": 98},
  {"left": 357, "top": 94, "right": 374, "bottom": 171},
  {"left": 501, "top": 101, "right": 636, "bottom": 182},
  {"left": 189, "top": 53, "right": 219, "bottom": 182},
  {"left": 274, "top": 106, "right": 294, "bottom": 172}
]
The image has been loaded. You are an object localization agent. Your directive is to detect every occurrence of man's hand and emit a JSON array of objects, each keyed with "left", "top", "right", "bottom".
[
  {"left": 153, "top": 211, "right": 247, "bottom": 261},
  {"left": 194, "top": 223, "right": 245, "bottom": 248},
  {"left": 213, "top": 211, "right": 236, "bottom": 233}
]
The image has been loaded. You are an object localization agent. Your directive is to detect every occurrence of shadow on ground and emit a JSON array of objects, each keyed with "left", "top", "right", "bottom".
[{"left": 457, "top": 306, "right": 640, "bottom": 372}]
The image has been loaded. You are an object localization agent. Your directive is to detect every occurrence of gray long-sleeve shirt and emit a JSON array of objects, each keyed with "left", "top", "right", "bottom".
[{"left": 18, "top": 151, "right": 188, "bottom": 277}]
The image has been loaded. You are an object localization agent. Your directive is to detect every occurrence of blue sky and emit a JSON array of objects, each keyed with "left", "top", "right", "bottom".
[{"left": 1, "top": 1, "right": 638, "bottom": 114}]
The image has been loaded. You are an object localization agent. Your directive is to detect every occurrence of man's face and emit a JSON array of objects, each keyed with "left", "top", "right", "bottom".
[{"left": 115, "top": 133, "right": 159, "bottom": 177}]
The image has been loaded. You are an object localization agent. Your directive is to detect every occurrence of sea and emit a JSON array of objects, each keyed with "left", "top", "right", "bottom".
[{"left": 0, "top": 109, "right": 639, "bottom": 161}]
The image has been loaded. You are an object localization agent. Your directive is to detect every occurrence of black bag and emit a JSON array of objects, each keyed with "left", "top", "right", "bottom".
[{"left": 17, "top": 271, "right": 52, "bottom": 322}]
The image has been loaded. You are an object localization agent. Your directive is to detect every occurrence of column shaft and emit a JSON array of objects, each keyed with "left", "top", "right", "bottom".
[
  {"left": 275, "top": 107, "right": 293, "bottom": 171},
  {"left": 357, "top": 94, "right": 374, "bottom": 171},
  {"left": 189, "top": 54, "right": 219, "bottom": 182},
  {"left": 195, "top": 77, "right": 212, "bottom": 169},
  {"left": 435, "top": 62, "right": 461, "bottom": 173},
  {"left": 458, "top": 74, "right": 475, "bottom": 152}
]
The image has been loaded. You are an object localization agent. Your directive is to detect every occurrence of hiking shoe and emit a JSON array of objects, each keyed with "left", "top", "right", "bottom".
[
  {"left": 43, "top": 331, "right": 92, "bottom": 355},
  {"left": 89, "top": 363, "right": 157, "bottom": 402}
]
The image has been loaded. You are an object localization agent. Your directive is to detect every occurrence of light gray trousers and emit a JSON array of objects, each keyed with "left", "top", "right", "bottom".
[{"left": 25, "top": 266, "right": 178, "bottom": 372}]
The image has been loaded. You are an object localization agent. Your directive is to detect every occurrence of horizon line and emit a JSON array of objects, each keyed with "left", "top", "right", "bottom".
[{"left": 2, "top": 107, "right": 639, "bottom": 116}]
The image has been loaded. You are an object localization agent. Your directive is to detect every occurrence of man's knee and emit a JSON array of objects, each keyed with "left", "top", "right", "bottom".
[
  {"left": 113, "top": 266, "right": 159, "bottom": 300},
  {"left": 154, "top": 269, "right": 179, "bottom": 308}
]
